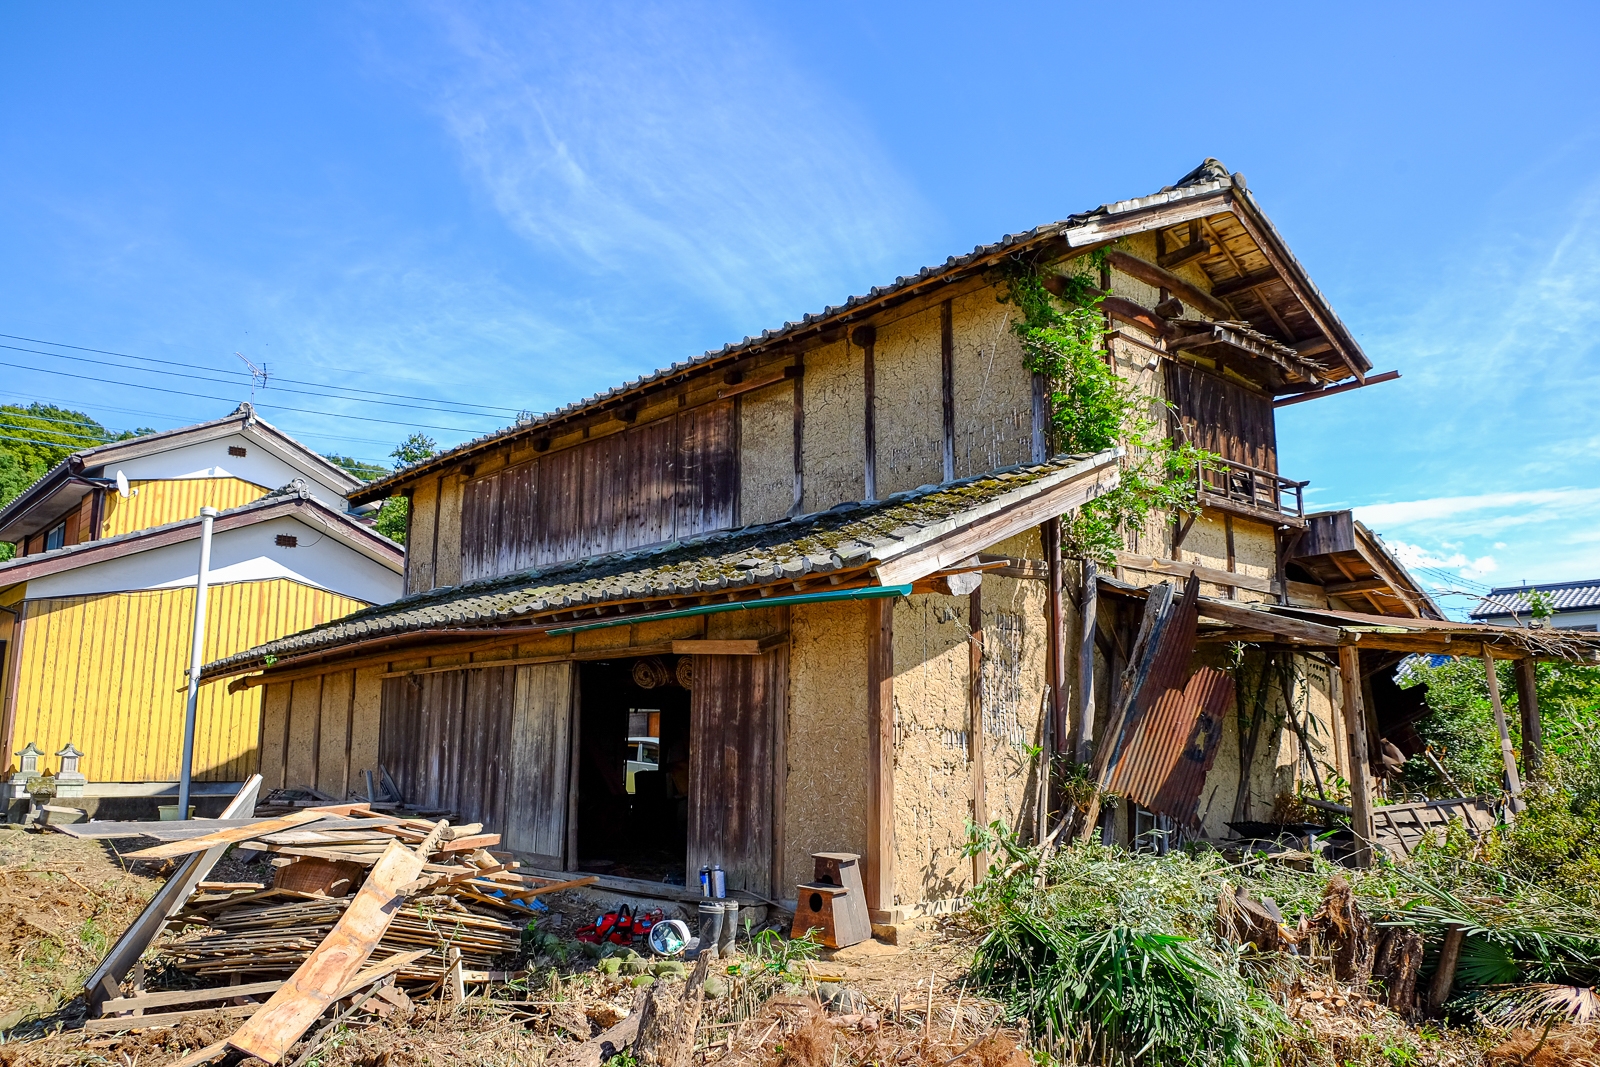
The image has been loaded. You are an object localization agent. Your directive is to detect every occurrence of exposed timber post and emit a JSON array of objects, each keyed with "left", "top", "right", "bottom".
[
  {"left": 1483, "top": 651, "right": 1524, "bottom": 808},
  {"left": 854, "top": 325, "right": 877, "bottom": 502},
  {"left": 968, "top": 585, "right": 986, "bottom": 884},
  {"left": 866, "top": 596, "right": 895, "bottom": 917},
  {"left": 1514, "top": 656, "right": 1543, "bottom": 780},
  {"left": 941, "top": 299, "right": 955, "bottom": 482},
  {"left": 1073, "top": 560, "right": 1098, "bottom": 765},
  {"left": 789, "top": 354, "right": 805, "bottom": 516},
  {"left": 1043, "top": 519, "right": 1066, "bottom": 750},
  {"left": 1338, "top": 645, "right": 1375, "bottom": 867}
]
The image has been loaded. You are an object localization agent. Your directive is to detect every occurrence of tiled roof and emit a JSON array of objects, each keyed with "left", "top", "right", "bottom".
[
  {"left": 1470, "top": 580, "right": 1600, "bottom": 619},
  {"left": 203, "top": 451, "right": 1118, "bottom": 678},
  {"left": 349, "top": 159, "right": 1258, "bottom": 504}
]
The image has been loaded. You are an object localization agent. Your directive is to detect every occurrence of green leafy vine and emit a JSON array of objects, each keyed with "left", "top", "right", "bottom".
[{"left": 998, "top": 253, "right": 1211, "bottom": 563}]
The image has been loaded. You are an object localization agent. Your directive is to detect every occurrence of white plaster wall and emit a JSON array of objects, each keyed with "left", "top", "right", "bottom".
[
  {"left": 92, "top": 432, "right": 353, "bottom": 507},
  {"left": 25, "top": 516, "right": 401, "bottom": 605}
]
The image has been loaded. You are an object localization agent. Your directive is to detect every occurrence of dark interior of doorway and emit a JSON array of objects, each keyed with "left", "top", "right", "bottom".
[{"left": 575, "top": 656, "right": 691, "bottom": 885}]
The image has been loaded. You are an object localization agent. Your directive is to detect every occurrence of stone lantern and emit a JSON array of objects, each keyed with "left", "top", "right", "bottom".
[
  {"left": 8, "top": 742, "right": 41, "bottom": 800},
  {"left": 54, "top": 744, "right": 86, "bottom": 799}
]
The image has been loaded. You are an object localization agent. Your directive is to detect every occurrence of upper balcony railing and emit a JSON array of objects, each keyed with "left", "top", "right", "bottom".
[{"left": 1195, "top": 455, "right": 1307, "bottom": 524}]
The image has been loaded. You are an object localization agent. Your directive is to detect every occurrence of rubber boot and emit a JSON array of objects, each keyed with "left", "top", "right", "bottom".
[
  {"left": 718, "top": 900, "right": 739, "bottom": 956},
  {"left": 696, "top": 901, "right": 723, "bottom": 958}
]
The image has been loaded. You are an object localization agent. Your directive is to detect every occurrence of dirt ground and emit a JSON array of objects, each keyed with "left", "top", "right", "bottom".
[
  {"left": 0, "top": 826, "right": 157, "bottom": 1032},
  {"left": 0, "top": 830, "right": 1589, "bottom": 1067}
]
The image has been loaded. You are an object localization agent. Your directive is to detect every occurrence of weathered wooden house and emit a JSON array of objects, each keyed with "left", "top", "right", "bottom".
[
  {"left": 0, "top": 405, "right": 403, "bottom": 799},
  {"left": 201, "top": 161, "right": 1587, "bottom": 919}
]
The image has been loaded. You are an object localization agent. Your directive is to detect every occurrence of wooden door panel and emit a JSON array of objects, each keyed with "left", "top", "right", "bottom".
[
  {"left": 503, "top": 662, "right": 575, "bottom": 866},
  {"left": 687, "top": 648, "right": 787, "bottom": 898}
]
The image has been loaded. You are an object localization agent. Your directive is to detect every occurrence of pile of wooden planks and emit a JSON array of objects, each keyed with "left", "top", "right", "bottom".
[{"left": 86, "top": 800, "right": 597, "bottom": 1064}]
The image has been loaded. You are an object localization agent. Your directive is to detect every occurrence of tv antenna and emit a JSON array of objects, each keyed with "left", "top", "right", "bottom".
[{"left": 236, "top": 352, "right": 268, "bottom": 403}]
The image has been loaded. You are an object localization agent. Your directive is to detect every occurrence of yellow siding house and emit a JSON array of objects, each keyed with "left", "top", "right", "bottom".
[{"left": 0, "top": 405, "right": 404, "bottom": 791}]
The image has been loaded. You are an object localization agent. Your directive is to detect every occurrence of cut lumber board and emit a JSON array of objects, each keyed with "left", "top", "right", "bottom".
[
  {"left": 84, "top": 1003, "right": 258, "bottom": 1032},
  {"left": 102, "top": 978, "right": 287, "bottom": 1014},
  {"left": 85, "top": 949, "right": 429, "bottom": 1034},
  {"left": 226, "top": 840, "right": 426, "bottom": 1061},
  {"left": 86, "top": 775, "right": 263, "bottom": 1014},
  {"left": 123, "top": 809, "right": 333, "bottom": 860},
  {"left": 50, "top": 818, "right": 262, "bottom": 841}
]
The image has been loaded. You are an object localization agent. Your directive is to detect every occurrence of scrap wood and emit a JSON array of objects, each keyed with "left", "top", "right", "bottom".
[
  {"left": 470, "top": 873, "right": 597, "bottom": 899},
  {"left": 83, "top": 1002, "right": 259, "bottom": 1033},
  {"left": 122, "top": 806, "right": 362, "bottom": 860},
  {"left": 225, "top": 836, "right": 436, "bottom": 1061},
  {"left": 85, "top": 774, "right": 264, "bottom": 1014}
]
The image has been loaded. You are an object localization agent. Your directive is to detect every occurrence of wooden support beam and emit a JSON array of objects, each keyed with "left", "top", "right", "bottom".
[
  {"left": 1514, "top": 656, "right": 1543, "bottom": 779},
  {"left": 1105, "top": 250, "right": 1232, "bottom": 320},
  {"left": 790, "top": 353, "right": 805, "bottom": 516},
  {"left": 1116, "top": 551, "right": 1277, "bottom": 596},
  {"left": 1274, "top": 370, "right": 1400, "bottom": 408},
  {"left": 968, "top": 585, "right": 986, "bottom": 884},
  {"left": 1101, "top": 296, "right": 1173, "bottom": 340},
  {"left": 866, "top": 596, "right": 894, "bottom": 916},
  {"left": 1483, "top": 653, "right": 1524, "bottom": 804},
  {"left": 1324, "top": 577, "right": 1389, "bottom": 595},
  {"left": 1156, "top": 241, "right": 1208, "bottom": 271},
  {"left": 1338, "top": 645, "right": 1376, "bottom": 867},
  {"left": 1209, "top": 267, "right": 1278, "bottom": 299},
  {"left": 1073, "top": 560, "right": 1098, "bottom": 764},
  {"left": 1192, "top": 598, "right": 1345, "bottom": 646},
  {"left": 941, "top": 299, "right": 955, "bottom": 483},
  {"left": 857, "top": 325, "right": 877, "bottom": 501},
  {"left": 1044, "top": 519, "right": 1066, "bottom": 750}
]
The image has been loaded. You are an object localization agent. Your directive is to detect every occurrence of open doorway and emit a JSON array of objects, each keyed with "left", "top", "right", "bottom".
[{"left": 573, "top": 656, "right": 691, "bottom": 885}]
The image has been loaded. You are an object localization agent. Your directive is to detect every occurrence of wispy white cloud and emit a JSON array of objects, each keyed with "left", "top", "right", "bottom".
[
  {"left": 413, "top": 0, "right": 926, "bottom": 330},
  {"left": 1356, "top": 488, "right": 1600, "bottom": 528}
]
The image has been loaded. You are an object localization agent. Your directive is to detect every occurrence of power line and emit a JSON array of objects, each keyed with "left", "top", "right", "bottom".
[
  {"left": 0, "top": 421, "right": 110, "bottom": 446},
  {"left": 0, "top": 359, "right": 497, "bottom": 434},
  {"left": 0, "top": 342, "right": 513, "bottom": 421},
  {"left": 0, "top": 332, "right": 537, "bottom": 417},
  {"left": 0, "top": 388, "right": 407, "bottom": 453}
]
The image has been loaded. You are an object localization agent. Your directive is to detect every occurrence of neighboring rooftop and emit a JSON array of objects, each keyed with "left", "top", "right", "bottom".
[
  {"left": 0, "top": 479, "right": 403, "bottom": 586},
  {"left": 1470, "top": 579, "right": 1600, "bottom": 621},
  {"left": 0, "top": 403, "right": 369, "bottom": 545}
]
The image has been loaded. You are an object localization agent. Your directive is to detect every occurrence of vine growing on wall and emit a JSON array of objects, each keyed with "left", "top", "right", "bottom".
[{"left": 998, "top": 253, "right": 1211, "bottom": 563}]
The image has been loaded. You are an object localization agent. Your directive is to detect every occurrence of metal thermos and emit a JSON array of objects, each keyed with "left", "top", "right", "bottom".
[
  {"left": 710, "top": 864, "right": 726, "bottom": 898},
  {"left": 699, "top": 865, "right": 712, "bottom": 897}
]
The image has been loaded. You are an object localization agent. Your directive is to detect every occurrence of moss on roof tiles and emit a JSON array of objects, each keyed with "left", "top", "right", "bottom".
[{"left": 205, "top": 455, "right": 1085, "bottom": 676}]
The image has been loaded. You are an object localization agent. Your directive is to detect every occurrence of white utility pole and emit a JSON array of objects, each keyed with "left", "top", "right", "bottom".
[{"left": 177, "top": 506, "right": 219, "bottom": 821}]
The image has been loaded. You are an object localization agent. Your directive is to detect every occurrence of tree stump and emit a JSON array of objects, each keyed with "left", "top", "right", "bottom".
[
  {"left": 1313, "top": 875, "right": 1374, "bottom": 984},
  {"left": 1373, "top": 927, "right": 1425, "bottom": 1016},
  {"left": 633, "top": 954, "right": 712, "bottom": 1067}
]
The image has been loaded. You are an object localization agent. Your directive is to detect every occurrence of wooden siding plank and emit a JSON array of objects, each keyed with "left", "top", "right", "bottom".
[
  {"left": 7, "top": 582, "right": 364, "bottom": 784},
  {"left": 1165, "top": 362, "right": 1278, "bottom": 473},
  {"left": 503, "top": 662, "right": 574, "bottom": 864},
  {"left": 687, "top": 651, "right": 780, "bottom": 898}
]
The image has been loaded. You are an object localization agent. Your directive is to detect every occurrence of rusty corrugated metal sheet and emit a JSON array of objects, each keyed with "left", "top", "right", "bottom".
[
  {"left": 1106, "top": 666, "right": 1233, "bottom": 826},
  {"left": 9, "top": 579, "right": 366, "bottom": 781},
  {"left": 1101, "top": 574, "right": 1236, "bottom": 827},
  {"left": 100, "top": 477, "right": 268, "bottom": 538}
]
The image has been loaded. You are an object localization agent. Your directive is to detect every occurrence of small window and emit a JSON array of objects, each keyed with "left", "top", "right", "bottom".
[
  {"left": 274, "top": 534, "right": 298, "bottom": 548},
  {"left": 228, "top": 445, "right": 247, "bottom": 457},
  {"left": 44, "top": 522, "right": 66, "bottom": 552}
]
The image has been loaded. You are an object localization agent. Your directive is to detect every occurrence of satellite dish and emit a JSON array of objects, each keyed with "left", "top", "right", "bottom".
[{"left": 115, "top": 470, "right": 129, "bottom": 499}]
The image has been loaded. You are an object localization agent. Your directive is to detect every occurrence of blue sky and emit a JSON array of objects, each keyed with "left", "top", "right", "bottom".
[{"left": 1, "top": 1, "right": 1598, "bottom": 616}]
